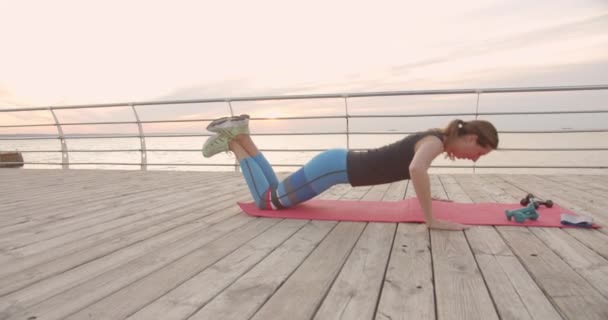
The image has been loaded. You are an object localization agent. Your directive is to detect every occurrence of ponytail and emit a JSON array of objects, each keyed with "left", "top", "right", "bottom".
[{"left": 439, "top": 119, "right": 499, "bottom": 149}]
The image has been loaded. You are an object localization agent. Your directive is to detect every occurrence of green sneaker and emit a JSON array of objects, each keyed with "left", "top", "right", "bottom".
[
  {"left": 206, "top": 114, "right": 250, "bottom": 138},
  {"left": 202, "top": 133, "right": 231, "bottom": 158}
]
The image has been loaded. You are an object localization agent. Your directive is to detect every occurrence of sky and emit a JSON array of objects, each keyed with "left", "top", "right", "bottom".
[{"left": 0, "top": 0, "right": 607, "bottom": 128}]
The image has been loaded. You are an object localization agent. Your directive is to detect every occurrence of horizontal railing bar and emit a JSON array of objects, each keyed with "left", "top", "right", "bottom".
[
  {"left": 11, "top": 147, "right": 608, "bottom": 153},
  {"left": 497, "top": 129, "right": 608, "bottom": 134},
  {"left": 0, "top": 133, "right": 344, "bottom": 140},
  {"left": 13, "top": 150, "right": 142, "bottom": 153},
  {"left": 2, "top": 129, "right": 608, "bottom": 141},
  {"left": 0, "top": 123, "right": 57, "bottom": 128},
  {"left": 0, "top": 136, "right": 59, "bottom": 140},
  {"left": 259, "top": 148, "right": 608, "bottom": 152},
  {"left": 7, "top": 161, "right": 607, "bottom": 169},
  {"left": 350, "top": 130, "right": 608, "bottom": 134},
  {"left": 0, "top": 120, "right": 202, "bottom": 128},
  {"left": 497, "top": 148, "right": 608, "bottom": 151},
  {"left": 0, "top": 133, "right": 207, "bottom": 140},
  {"left": 4, "top": 110, "right": 608, "bottom": 129},
  {"left": 461, "top": 165, "right": 608, "bottom": 169},
  {"left": 1, "top": 162, "right": 235, "bottom": 167},
  {"left": 1, "top": 85, "right": 606, "bottom": 112},
  {"left": 348, "top": 110, "right": 608, "bottom": 118},
  {"left": 480, "top": 110, "right": 608, "bottom": 116}
]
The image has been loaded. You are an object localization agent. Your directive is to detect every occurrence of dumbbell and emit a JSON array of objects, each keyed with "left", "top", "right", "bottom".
[
  {"left": 520, "top": 193, "right": 553, "bottom": 209},
  {"left": 506, "top": 203, "right": 539, "bottom": 223}
]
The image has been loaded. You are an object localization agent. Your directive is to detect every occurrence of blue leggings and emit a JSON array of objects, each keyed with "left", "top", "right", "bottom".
[{"left": 239, "top": 149, "right": 349, "bottom": 210}]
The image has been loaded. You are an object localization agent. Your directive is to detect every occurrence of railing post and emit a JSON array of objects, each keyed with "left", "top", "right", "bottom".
[
  {"left": 343, "top": 95, "right": 350, "bottom": 150},
  {"left": 131, "top": 104, "right": 147, "bottom": 171},
  {"left": 227, "top": 100, "right": 239, "bottom": 171},
  {"left": 473, "top": 90, "right": 482, "bottom": 173},
  {"left": 475, "top": 90, "right": 481, "bottom": 120},
  {"left": 49, "top": 107, "right": 69, "bottom": 169},
  {"left": 227, "top": 100, "right": 235, "bottom": 117}
]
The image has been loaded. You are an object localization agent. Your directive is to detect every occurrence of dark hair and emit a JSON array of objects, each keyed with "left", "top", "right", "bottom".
[{"left": 439, "top": 119, "right": 499, "bottom": 149}]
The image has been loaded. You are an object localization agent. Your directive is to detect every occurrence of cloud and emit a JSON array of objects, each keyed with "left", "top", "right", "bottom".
[
  {"left": 390, "top": 13, "right": 608, "bottom": 77},
  {"left": 469, "top": 13, "right": 608, "bottom": 54}
]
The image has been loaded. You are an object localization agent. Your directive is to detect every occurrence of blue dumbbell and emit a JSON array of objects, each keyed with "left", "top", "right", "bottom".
[{"left": 506, "top": 203, "right": 539, "bottom": 223}]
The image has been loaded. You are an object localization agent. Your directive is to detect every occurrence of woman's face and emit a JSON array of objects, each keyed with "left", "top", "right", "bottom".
[{"left": 449, "top": 134, "right": 493, "bottom": 162}]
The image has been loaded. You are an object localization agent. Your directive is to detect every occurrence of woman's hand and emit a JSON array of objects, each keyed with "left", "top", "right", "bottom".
[{"left": 427, "top": 219, "right": 469, "bottom": 231}]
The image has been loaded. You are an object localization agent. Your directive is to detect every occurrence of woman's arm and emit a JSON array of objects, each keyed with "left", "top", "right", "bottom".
[{"left": 409, "top": 137, "right": 468, "bottom": 231}]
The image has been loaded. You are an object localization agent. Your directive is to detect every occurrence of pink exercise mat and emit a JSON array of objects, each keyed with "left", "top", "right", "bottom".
[{"left": 238, "top": 198, "right": 600, "bottom": 228}]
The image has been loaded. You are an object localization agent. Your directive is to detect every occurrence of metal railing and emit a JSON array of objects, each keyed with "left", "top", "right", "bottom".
[{"left": 1, "top": 84, "right": 607, "bottom": 171}]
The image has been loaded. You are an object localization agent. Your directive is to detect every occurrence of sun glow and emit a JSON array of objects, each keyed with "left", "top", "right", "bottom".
[{"left": 255, "top": 108, "right": 286, "bottom": 119}]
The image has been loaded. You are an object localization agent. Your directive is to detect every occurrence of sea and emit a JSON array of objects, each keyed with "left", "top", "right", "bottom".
[
  {"left": 1, "top": 90, "right": 607, "bottom": 175},
  {"left": 2, "top": 133, "right": 607, "bottom": 175}
]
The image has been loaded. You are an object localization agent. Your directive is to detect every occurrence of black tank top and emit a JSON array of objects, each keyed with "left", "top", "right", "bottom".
[{"left": 346, "top": 130, "right": 444, "bottom": 187}]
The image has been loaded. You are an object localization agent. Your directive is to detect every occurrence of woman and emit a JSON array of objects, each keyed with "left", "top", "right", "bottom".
[{"left": 203, "top": 115, "right": 498, "bottom": 230}]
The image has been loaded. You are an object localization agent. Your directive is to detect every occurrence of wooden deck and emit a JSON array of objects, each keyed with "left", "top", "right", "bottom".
[{"left": 0, "top": 169, "right": 607, "bottom": 320}]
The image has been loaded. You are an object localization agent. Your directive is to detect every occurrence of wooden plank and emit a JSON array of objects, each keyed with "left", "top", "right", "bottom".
[
  {"left": 0, "top": 172, "right": 231, "bottom": 223},
  {"left": 66, "top": 218, "right": 309, "bottom": 320},
  {"left": 0, "top": 172, "right": 228, "bottom": 229},
  {"left": 430, "top": 174, "right": 449, "bottom": 200},
  {"left": 14, "top": 216, "right": 279, "bottom": 320},
  {"left": 375, "top": 178, "right": 433, "bottom": 320},
  {"left": 0, "top": 169, "right": 119, "bottom": 195},
  {"left": 248, "top": 220, "right": 366, "bottom": 320},
  {"left": 453, "top": 175, "right": 512, "bottom": 257},
  {"left": 558, "top": 175, "right": 608, "bottom": 195},
  {"left": 494, "top": 175, "right": 608, "bottom": 299},
  {"left": 580, "top": 174, "right": 608, "bottom": 191},
  {"left": 0, "top": 188, "right": 252, "bottom": 286},
  {"left": 0, "top": 172, "right": 243, "bottom": 238},
  {"left": 480, "top": 168, "right": 608, "bottom": 319},
  {"left": 562, "top": 228, "right": 608, "bottom": 260},
  {"left": 365, "top": 182, "right": 392, "bottom": 199},
  {"left": 478, "top": 174, "right": 608, "bottom": 259},
  {"left": 432, "top": 175, "right": 499, "bottom": 320},
  {"left": 0, "top": 180, "right": 240, "bottom": 264},
  {"left": 128, "top": 219, "right": 337, "bottom": 320},
  {"left": 176, "top": 185, "right": 356, "bottom": 320},
  {"left": 383, "top": 180, "right": 407, "bottom": 201},
  {"left": 0, "top": 170, "right": 189, "bottom": 208},
  {"left": 0, "top": 174, "right": 210, "bottom": 212},
  {"left": 0, "top": 170, "right": 225, "bottom": 216},
  {"left": 455, "top": 174, "right": 562, "bottom": 320},
  {"left": 483, "top": 174, "right": 608, "bottom": 258},
  {"left": 0, "top": 171, "right": 191, "bottom": 200},
  {"left": 500, "top": 174, "right": 608, "bottom": 234},
  {"left": 0, "top": 175, "right": 244, "bottom": 252},
  {"left": 530, "top": 227, "right": 608, "bottom": 298},
  {"left": 480, "top": 254, "right": 563, "bottom": 320},
  {"left": 2, "top": 170, "right": 605, "bottom": 320},
  {"left": 431, "top": 229, "right": 500, "bottom": 320},
  {"left": 542, "top": 174, "right": 608, "bottom": 200},
  {"left": 1, "top": 205, "right": 257, "bottom": 319},
  {"left": 404, "top": 177, "right": 420, "bottom": 198},
  {"left": 537, "top": 175, "right": 608, "bottom": 215},
  {"left": 375, "top": 223, "right": 434, "bottom": 320},
  {"left": 0, "top": 199, "right": 247, "bottom": 309},
  {"left": 12, "top": 172, "right": 245, "bottom": 232},
  {"left": 311, "top": 183, "right": 395, "bottom": 320},
  {"left": 0, "top": 171, "right": 225, "bottom": 217},
  {"left": 498, "top": 226, "right": 608, "bottom": 319},
  {"left": 405, "top": 174, "right": 456, "bottom": 201},
  {"left": 216, "top": 184, "right": 369, "bottom": 320},
  {"left": 0, "top": 170, "right": 136, "bottom": 195}
]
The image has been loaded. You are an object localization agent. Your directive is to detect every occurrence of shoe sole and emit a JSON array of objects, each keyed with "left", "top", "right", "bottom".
[
  {"left": 206, "top": 114, "right": 250, "bottom": 132},
  {"left": 202, "top": 133, "right": 231, "bottom": 157}
]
